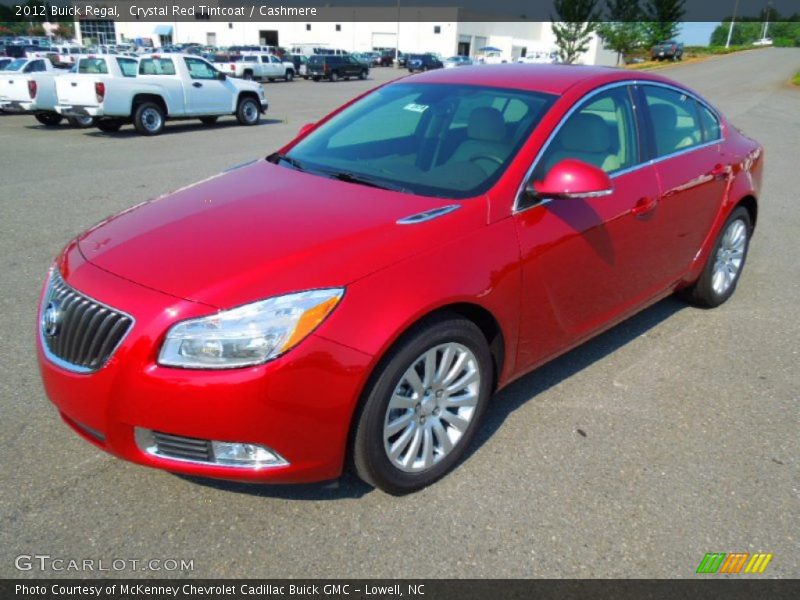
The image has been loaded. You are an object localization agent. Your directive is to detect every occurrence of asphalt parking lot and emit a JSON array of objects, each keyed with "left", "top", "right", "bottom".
[{"left": 1, "top": 49, "right": 798, "bottom": 579}]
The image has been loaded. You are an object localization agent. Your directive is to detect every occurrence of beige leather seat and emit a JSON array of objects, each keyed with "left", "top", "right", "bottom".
[
  {"left": 649, "top": 103, "right": 696, "bottom": 155},
  {"left": 544, "top": 113, "right": 621, "bottom": 173},
  {"left": 449, "top": 107, "right": 510, "bottom": 170}
]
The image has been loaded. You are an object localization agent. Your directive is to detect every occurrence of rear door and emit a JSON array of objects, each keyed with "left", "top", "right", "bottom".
[
  {"left": 638, "top": 83, "right": 727, "bottom": 277},
  {"left": 513, "top": 84, "right": 665, "bottom": 370}
]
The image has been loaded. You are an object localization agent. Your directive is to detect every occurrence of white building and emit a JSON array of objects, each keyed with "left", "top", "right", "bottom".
[{"left": 74, "top": 8, "right": 616, "bottom": 66}]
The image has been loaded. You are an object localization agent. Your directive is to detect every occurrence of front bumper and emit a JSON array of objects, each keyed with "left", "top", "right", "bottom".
[{"left": 37, "top": 244, "right": 373, "bottom": 484}]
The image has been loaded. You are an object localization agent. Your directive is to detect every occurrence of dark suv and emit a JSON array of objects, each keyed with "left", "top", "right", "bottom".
[
  {"left": 406, "top": 53, "right": 444, "bottom": 73},
  {"left": 308, "top": 55, "right": 369, "bottom": 82}
]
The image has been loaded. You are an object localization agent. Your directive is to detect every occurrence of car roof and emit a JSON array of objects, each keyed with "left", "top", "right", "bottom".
[{"left": 405, "top": 64, "right": 677, "bottom": 96}]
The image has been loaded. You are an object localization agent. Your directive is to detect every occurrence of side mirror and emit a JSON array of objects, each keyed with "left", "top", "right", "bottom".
[
  {"left": 527, "top": 158, "right": 613, "bottom": 199},
  {"left": 217, "top": 71, "right": 227, "bottom": 81},
  {"left": 298, "top": 122, "right": 315, "bottom": 137}
]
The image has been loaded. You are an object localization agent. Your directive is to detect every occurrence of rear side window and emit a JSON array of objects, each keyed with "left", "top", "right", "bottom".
[
  {"left": 643, "top": 85, "right": 703, "bottom": 157},
  {"left": 24, "top": 60, "right": 45, "bottom": 73},
  {"left": 79, "top": 58, "right": 108, "bottom": 74},
  {"left": 139, "top": 58, "right": 176, "bottom": 75},
  {"left": 309, "top": 56, "right": 324, "bottom": 66},
  {"left": 243, "top": 56, "right": 257, "bottom": 63},
  {"left": 697, "top": 103, "right": 722, "bottom": 142},
  {"left": 116, "top": 57, "right": 137, "bottom": 77}
]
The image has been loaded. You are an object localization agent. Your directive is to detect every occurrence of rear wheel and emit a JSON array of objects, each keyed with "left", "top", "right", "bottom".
[
  {"left": 67, "top": 115, "right": 94, "bottom": 128},
  {"left": 236, "top": 96, "right": 260, "bottom": 126},
  {"left": 243, "top": 70, "right": 253, "bottom": 81},
  {"left": 330, "top": 70, "right": 339, "bottom": 82},
  {"left": 96, "top": 119, "right": 122, "bottom": 133},
  {"left": 133, "top": 102, "right": 165, "bottom": 136},
  {"left": 199, "top": 116, "right": 218, "bottom": 126},
  {"left": 359, "top": 69, "right": 367, "bottom": 80},
  {"left": 681, "top": 206, "right": 752, "bottom": 308},
  {"left": 352, "top": 315, "right": 493, "bottom": 495},
  {"left": 284, "top": 69, "right": 294, "bottom": 81},
  {"left": 35, "top": 112, "right": 63, "bottom": 127}
]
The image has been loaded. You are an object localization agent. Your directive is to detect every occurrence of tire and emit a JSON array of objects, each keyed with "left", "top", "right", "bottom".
[
  {"left": 352, "top": 315, "right": 493, "bottom": 495},
  {"left": 236, "top": 96, "right": 260, "bottom": 126},
  {"left": 267, "top": 77, "right": 275, "bottom": 82},
  {"left": 199, "top": 116, "right": 218, "bottom": 126},
  {"left": 96, "top": 119, "right": 122, "bottom": 133},
  {"left": 35, "top": 112, "right": 63, "bottom": 127},
  {"left": 312, "top": 76, "right": 320, "bottom": 82},
  {"left": 680, "top": 206, "right": 752, "bottom": 308},
  {"left": 67, "top": 115, "right": 95, "bottom": 128},
  {"left": 243, "top": 71, "right": 253, "bottom": 81},
  {"left": 359, "top": 69, "right": 367, "bottom": 80},
  {"left": 284, "top": 69, "right": 294, "bottom": 82},
  {"left": 133, "top": 101, "right": 165, "bottom": 136},
  {"left": 330, "top": 70, "right": 339, "bottom": 82}
]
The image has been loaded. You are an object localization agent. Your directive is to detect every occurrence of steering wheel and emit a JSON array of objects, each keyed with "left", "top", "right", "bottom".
[{"left": 469, "top": 154, "right": 504, "bottom": 172}]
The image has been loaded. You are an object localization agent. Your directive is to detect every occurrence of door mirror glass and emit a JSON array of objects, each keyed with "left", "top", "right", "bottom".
[
  {"left": 528, "top": 158, "right": 613, "bottom": 199},
  {"left": 217, "top": 71, "right": 227, "bottom": 80}
]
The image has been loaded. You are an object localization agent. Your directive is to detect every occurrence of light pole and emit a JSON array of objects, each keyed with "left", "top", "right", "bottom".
[
  {"left": 725, "top": 0, "right": 740, "bottom": 48},
  {"left": 395, "top": 0, "right": 400, "bottom": 68}
]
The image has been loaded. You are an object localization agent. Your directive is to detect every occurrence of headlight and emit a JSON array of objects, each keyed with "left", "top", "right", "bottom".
[{"left": 158, "top": 289, "right": 343, "bottom": 369}]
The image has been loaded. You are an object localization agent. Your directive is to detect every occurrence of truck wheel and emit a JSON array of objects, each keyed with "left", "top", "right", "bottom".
[
  {"left": 284, "top": 69, "right": 294, "bottom": 82},
  {"left": 200, "top": 116, "right": 218, "bottom": 126},
  {"left": 359, "top": 69, "right": 367, "bottom": 80},
  {"left": 133, "top": 102, "right": 165, "bottom": 136},
  {"left": 312, "top": 76, "right": 320, "bottom": 82},
  {"left": 236, "top": 96, "right": 260, "bottom": 126},
  {"left": 67, "top": 115, "right": 95, "bottom": 128},
  {"left": 35, "top": 113, "right": 63, "bottom": 127},
  {"left": 243, "top": 70, "right": 253, "bottom": 81},
  {"left": 96, "top": 119, "right": 122, "bottom": 133},
  {"left": 267, "top": 77, "right": 275, "bottom": 82},
  {"left": 330, "top": 71, "right": 339, "bottom": 82}
]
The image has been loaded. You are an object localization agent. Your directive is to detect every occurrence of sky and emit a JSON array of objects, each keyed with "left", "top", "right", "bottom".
[{"left": 678, "top": 22, "right": 720, "bottom": 46}]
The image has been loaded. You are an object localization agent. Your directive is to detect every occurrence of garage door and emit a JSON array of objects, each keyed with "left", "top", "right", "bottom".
[{"left": 371, "top": 32, "right": 397, "bottom": 50}]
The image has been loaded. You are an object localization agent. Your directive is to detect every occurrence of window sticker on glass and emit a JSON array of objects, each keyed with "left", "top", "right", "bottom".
[{"left": 403, "top": 103, "right": 429, "bottom": 113}]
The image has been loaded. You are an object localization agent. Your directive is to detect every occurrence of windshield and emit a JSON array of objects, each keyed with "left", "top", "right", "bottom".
[
  {"left": 285, "top": 83, "right": 556, "bottom": 199},
  {"left": 5, "top": 59, "right": 26, "bottom": 72}
]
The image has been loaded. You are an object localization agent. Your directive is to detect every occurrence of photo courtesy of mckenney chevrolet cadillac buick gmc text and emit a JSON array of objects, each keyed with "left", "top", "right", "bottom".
[{"left": 36, "top": 64, "right": 762, "bottom": 495}]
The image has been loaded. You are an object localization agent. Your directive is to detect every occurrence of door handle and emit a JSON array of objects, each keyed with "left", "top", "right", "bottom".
[
  {"left": 192, "top": 82, "right": 202, "bottom": 88},
  {"left": 709, "top": 163, "right": 728, "bottom": 180},
  {"left": 631, "top": 196, "right": 658, "bottom": 218}
]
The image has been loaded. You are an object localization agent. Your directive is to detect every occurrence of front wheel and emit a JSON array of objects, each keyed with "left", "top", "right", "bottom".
[
  {"left": 359, "top": 70, "right": 367, "bottom": 80},
  {"left": 67, "top": 115, "right": 94, "bottom": 128},
  {"left": 681, "top": 206, "right": 752, "bottom": 308},
  {"left": 329, "top": 70, "right": 339, "bottom": 82},
  {"left": 284, "top": 69, "right": 294, "bottom": 82},
  {"left": 352, "top": 315, "right": 493, "bottom": 495},
  {"left": 35, "top": 112, "right": 63, "bottom": 127},
  {"left": 236, "top": 96, "right": 260, "bottom": 126},
  {"left": 133, "top": 101, "right": 165, "bottom": 135}
]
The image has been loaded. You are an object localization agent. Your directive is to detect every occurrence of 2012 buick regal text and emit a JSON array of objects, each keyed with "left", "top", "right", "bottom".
[{"left": 37, "top": 65, "right": 763, "bottom": 494}]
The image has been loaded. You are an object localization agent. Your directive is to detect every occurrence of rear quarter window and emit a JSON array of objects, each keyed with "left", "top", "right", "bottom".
[
  {"left": 139, "top": 58, "right": 176, "bottom": 75},
  {"left": 697, "top": 103, "right": 722, "bottom": 142},
  {"left": 116, "top": 58, "right": 137, "bottom": 77}
]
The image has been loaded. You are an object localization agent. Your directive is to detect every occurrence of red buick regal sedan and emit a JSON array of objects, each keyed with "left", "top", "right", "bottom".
[{"left": 37, "top": 65, "right": 763, "bottom": 494}]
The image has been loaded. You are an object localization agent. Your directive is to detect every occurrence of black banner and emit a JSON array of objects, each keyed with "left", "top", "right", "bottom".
[{"left": 3, "top": 579, "right": 800, "bottom": 600}]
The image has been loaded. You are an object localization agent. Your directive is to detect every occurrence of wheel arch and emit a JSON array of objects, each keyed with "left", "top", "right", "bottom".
[
  {"left": 131, "top": 93, "right": 168, "bottom": 117},
  {"left": 736, "top": 194, "right": 758, "bottom": 231},
  {"left": 237, "top": 90, "right": 262, "bottom": 111}
]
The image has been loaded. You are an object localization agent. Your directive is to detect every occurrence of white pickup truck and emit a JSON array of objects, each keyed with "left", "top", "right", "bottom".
[
  {"left": 55, "top": 53, "right": 267, "bottom": 135},
  {"left": 214, "top": 53, "right": 295, "bottom": 82},
  {"left": 0, "top": 57, "right": 94, "bottom": 127}
]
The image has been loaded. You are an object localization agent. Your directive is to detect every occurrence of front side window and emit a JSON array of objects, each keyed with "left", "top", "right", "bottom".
[
  {"left": 79, "top": 58, "right": 108, "bottom": 74},
  {"left": 184, "top": 57, "right": 217, "bottom": 79},
  {"left": 5, "top": 59, "right": 27, "bottom": 72},
  {"left": 643, "top": 85, "right": 703, "bottom": 157},
  {"left": 139, "top": 58, "right": 176, "bottom": 75},
  {"left": 537, "top": 86, "right": 639, "bottom": 177},
  {"left": 116, "top": 57, "right": 137, "bottom": 77},
  {"left": 286, "top": 83, "right": 556, "bottom": 199}
]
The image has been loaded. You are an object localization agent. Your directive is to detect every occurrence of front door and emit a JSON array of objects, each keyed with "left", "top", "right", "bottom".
[
  {"left": 513, "top": 84, "right": 665, "bottom": 370},
  {"left": 183, "top": 57, "right": 230, "bottom": 114}
]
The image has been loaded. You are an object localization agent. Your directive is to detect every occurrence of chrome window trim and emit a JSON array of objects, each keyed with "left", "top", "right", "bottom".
[
  {"left": 38, "top": 268, "right": 136, "bottom": 374},
  {"left": 513, "top": 80, "right": 725, "bottom": 215}
]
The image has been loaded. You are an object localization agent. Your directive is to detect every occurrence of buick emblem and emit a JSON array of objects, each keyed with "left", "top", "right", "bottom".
[{"left": 42, "top": 301, "right": 62, "bottom": 338}]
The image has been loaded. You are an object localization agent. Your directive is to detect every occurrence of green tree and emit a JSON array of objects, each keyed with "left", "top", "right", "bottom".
[
  {"left": 551, "top": 0, "right": 601, "bottom": 64},
  {"left": 642, "top": 0, "right": 685, "bottom": 48},
  {"left": 597, "top": 0, "right": 645, "bottom": 64}
]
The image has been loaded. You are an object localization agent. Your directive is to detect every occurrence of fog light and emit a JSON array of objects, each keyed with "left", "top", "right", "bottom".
[{"left": 211, "top": 441, "right": 287, "bottom": 467}]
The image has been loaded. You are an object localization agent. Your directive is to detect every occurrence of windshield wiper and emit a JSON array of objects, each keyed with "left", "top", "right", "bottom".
[
  {"left": 324, "top": 170, "right": 411, "bottom": 194},
  {"left": 267, "top": 152, "right": 306, "bottom": 172}
]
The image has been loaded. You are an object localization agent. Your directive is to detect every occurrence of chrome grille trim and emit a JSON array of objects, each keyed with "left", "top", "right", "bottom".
[{"left": 39, "top": 269, "right": 134, "bottom": 373}]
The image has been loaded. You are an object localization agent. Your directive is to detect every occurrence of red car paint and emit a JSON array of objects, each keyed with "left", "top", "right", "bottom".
[{"left": 37, "top": 65, "right": 763, "bottom": 483}]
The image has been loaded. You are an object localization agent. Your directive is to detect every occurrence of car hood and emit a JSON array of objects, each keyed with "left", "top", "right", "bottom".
[{"left": 77, "top": 160, "right": 486, "bottom": 309}]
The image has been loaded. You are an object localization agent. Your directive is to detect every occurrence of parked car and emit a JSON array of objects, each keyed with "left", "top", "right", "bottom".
[
  {"left": 214, "top": 53, "right": 295, "bottom": 82},
  {"left": 0, "top": 57, "right": 12, "bottom": 71},
  {"left": 350, "top": 53, "right": 373, "bottom": 68},
  {"left": 406, "top": 53, "right": 444, "bottom": 72},
  {"left": 444, "top": 55, "right": 473, "bottom": 68},
  {"left": 36, "top": 64, "right": 762, "bottom": 494},
  {"left": 517, "top": 50, "right": 558, "bottom": 64},
  {"left": 286, "top": 53, "right": 310, "bottom": 79},
  {"left": 0, "top": 56, "right": 93, "bottom": 127},
  {"left": 752, "top": 38, "right": 773, "bottom": 46},
  {"left": 377, "top": 49, "right": 397, "bottom": 67},
  {"left": 651, "top": 40, "right": 684, "bottom": 61},
  {"left": 308, "top": 54, "right": 368, "bottom": 81},
  {"left": 54, "top": 53, "right": 267, "bottom": 135}
]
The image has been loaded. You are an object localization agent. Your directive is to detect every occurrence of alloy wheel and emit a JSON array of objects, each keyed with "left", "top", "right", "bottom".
[{"left": 712, "top": 218, "right": 747, "bottom": 295}]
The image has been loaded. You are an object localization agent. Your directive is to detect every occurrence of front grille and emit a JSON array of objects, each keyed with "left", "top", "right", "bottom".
[
  {"left": 40, "top": 270, "right": 133, "bottom": 373},
  {"left": 151, "top": 431, "right": 214, "bottom": 462}
]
